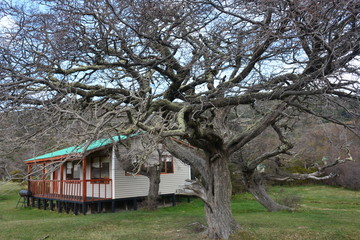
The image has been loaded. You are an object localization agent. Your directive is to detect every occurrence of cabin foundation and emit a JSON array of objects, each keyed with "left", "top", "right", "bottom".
[{"left": 27, "top": 194, "right": 186, "bottom": 215}]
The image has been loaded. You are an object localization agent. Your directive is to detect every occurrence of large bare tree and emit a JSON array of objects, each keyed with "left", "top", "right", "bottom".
[{"left": 0, "top": 0, "right": 359, "bottom": 238}]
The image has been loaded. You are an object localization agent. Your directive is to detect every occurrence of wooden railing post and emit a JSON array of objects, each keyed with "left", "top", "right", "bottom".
[
  {"left": 42, "top": 164, "right": 45, "bottom": 196},
  {"left": 82, "top": 158, "right": 87, "bottom": 202},
  {"left": 60, "top": 164, "right": 64, "bottom": 199}
]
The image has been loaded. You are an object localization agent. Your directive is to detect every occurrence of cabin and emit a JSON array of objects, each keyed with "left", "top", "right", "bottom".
[{"left": 23, "top": 135, "right": 191, "bottom": 214}]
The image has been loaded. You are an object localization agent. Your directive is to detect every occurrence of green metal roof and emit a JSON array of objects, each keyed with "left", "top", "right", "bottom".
[{"left": 24, "top": 135, "right": 128, "bottom": 162}]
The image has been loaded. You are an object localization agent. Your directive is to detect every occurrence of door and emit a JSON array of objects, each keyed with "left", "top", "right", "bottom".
[{"left": 53, "top": 170, "right": 59, "bottom": 194}]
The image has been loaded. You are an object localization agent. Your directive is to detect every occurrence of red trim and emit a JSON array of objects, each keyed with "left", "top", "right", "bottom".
[
  {"left": 42, "top": 164, "right": 46, "bottom": 180},
  {"left": 24, "top": 145, "right": 115, "bottom": 164},
  {"left": 170, "top": 137, "right": 196, "bottom": 149},
  {"left": 53, "top": 170, "right": 59, "bottom": 193},
  {"left": 60, "top": 164, "right": 64, "bottom": 199},
  {"left": 82, "top": 158, "right": 87, "bottom": 202},
  {"left": 24, "top": 154, "right": 82, "bottom": 164}
]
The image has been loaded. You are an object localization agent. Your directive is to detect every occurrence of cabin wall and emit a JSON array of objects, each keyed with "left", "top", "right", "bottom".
[
  {"left": 159, "top": 158, "right": 191, "bottom": 195},
  {"left": 113, "top": 145, "right": 191, "bottom": 199},
  {"left": 43, "top": 140, "right": 191, "bottom": 200}
]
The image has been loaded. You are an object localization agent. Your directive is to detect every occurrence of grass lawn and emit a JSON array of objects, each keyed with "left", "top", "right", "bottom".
[{"left": 0, "top": 182, "right": 359, "bottom": 240}]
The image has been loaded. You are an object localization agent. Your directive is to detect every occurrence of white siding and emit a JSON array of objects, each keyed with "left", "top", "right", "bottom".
[
  {"left": 158, "top": 159, "right": 190, "bottom": 195},
  {"left": 113, "top": 145, "right": 191, "bottom": 199}
]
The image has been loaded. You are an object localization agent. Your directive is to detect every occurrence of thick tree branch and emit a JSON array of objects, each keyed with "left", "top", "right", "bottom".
[
  {"left": 226, "top": 102, "right": 289, "bottom": 154},
  {"left": 163, "top": 137, "right": 209, "bottom": 181},
  {"left": 176, "top": 179, "right": 212, "bottom": 207}
]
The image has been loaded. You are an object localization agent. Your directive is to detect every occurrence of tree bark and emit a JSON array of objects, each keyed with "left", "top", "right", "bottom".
[
  {"left": 204, "top": 157, "right": 241, "bottom": 239},
  {"left": 242, "top": 170, "right": 292, "bottom": 212},
  {"left": 143, "top": 165, "right": 161, "bottom": 210},
  {"left": 164, "top": 139, "right": 240, "bottom": 239}
]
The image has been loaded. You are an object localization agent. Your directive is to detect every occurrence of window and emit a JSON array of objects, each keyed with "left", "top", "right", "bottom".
[
  {"left": 161, "top": 155, "right": 174, "bottom": 174},
  {"left": 66, "top": 161, "right": 81, "bottom": 180},
  {"left": 91, "top": 156, "right": 110, "bottom": 179}
]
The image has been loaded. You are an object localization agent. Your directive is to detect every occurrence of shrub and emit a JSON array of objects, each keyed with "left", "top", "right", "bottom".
[
  {"left": 275, "top": 188, "right": 302, "bottom": 208},
  {"left": 323, "top": 161, "right": 360, "bottom": 190}
]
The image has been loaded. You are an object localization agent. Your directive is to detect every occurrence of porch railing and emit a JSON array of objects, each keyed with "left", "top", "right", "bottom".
[{"left": 29, "top": 179, "right": 112, "bottom": 202}]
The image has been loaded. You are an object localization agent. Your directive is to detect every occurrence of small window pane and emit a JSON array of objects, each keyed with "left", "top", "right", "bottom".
[
  {"left": 92, "top": 158, "right": 100, "bottom": 179},
  {"left": 92, "top": 158, "right": 100, "bottom": 167},
  {"left": 166, "top": 161, "right": 174, "bottom": 173},
  {"left": 66, "top": 162, "right": 73, "bottom": 179},
  {"left": 67, "top": 162, "right": 73, "bottom": 169},
  {"left": 101, "top": 162, "right": 110, "bottom": 178},
  {"left": 73, "top": 162, "right": 81, "bottom": 180},
  {"left": 101, "top": 156, "right": 110, "bottom": 163},
  {"left": 161, "top": 155, "right": 174, "bottom": 173},
  {"left": 93, "top": 168, "right": 101, "bottom": 179}
]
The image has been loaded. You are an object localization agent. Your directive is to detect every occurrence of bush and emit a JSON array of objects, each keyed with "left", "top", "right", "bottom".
[
  {"left": 323, "top": 161, "right": 360, "bottom": 190},
  {"left": 275, "top": 188, "right": 302, "bottom": 208}
]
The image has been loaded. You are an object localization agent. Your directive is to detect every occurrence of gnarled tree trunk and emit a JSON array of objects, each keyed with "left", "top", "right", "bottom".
[
  {"left": 204, "top": 157, "right": 241, "bottom": 239},
  {"left": 242, "top": 170, "right": 292, "bottom": 212},
  {"left": 142, "top": 165, "right": 161, "bottom": 210},
  {"left": 165, "top": 138, "right": 240, "bottom": 239}
]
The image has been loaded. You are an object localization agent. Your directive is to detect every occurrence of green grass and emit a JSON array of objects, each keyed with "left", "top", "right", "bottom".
[{"left": 0, "top": 182, "right": 359, "bottom": 240}]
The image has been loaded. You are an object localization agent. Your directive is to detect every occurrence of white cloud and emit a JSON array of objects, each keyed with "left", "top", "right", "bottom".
[{"left": 0, "top": 15, "right": 15, "bottom": 30}]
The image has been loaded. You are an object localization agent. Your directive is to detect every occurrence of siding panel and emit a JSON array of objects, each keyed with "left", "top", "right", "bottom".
[{"left": 113, "top": 145, "right": 190, "bottom": 199}]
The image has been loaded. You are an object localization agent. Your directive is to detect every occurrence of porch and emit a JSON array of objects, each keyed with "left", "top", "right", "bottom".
[{"left": 29, "top": 179, "right": 112, "bottom": 202}]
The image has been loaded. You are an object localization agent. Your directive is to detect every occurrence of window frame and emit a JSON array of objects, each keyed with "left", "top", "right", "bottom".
[
  {"left": 65, "top": 160, "right": 81, "bottom": 180},
  {"left": 90, "top": 156, "right": 110, "bottom": 184},
  {"left": 124, "top": 154, "right": 175, "bottom": 176},
  {"left": 161, "top": 155, "right": 174, "bottom": 174}
]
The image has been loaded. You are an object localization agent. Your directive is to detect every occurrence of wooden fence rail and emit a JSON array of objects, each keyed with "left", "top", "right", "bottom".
[{"left": 29, "top": 179, "right": 112, "bottom": 202}]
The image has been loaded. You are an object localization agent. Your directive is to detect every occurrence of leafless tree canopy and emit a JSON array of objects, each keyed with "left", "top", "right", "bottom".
[{"left": 0, "top": 0, "right": 359, "bottom": 239}]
